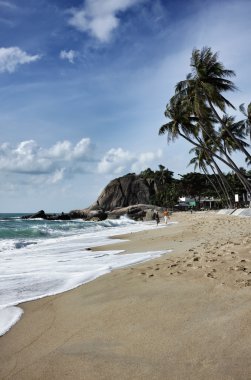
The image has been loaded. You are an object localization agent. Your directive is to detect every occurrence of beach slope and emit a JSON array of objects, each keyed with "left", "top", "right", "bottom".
[{"left": 1, "top": 212, "right": 251, "bottom": 380}]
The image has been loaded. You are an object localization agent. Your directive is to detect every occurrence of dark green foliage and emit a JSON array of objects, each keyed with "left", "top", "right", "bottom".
[
  {"left": 138, "top": 165, "right": 251, "bottom": 208},
  {"left": 159, "top": 47, "right": 251, "bottom": 201}
]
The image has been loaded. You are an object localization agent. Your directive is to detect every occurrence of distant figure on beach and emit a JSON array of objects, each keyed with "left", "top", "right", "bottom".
[
  {"left": 163, "top": 209, "right": 169, "bottom": 224},
  {"left": 155, "top": 212, "right": 160, "bottom": 226}
]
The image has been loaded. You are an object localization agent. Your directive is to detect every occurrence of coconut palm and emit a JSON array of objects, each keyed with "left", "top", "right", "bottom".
[
  {"left": 218, "top": 115, "right": 249, "bottom": 153},
  {"left": 240, "top": 103, "right": 251, "bottom": 138},
  {"left": 188, "top": 146, "right": 233, "bottom": 207},
  {"left": 159, "top": 95, "right": 251, "bottom": 195},
  {"left": 240, "top": 102, "right": 251, "bottom": 165},
  {"left": 175, "top": 47, "right": 251, "bottom": 162}
]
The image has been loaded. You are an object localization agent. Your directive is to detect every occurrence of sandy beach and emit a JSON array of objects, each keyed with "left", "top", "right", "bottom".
[{"left": 1, "top": 211, "right": 251, "bottom": 380}]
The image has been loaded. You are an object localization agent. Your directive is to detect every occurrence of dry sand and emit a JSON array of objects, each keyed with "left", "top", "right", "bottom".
[{"left": 1, "top": 211, "right": 251, "bottom": 380}]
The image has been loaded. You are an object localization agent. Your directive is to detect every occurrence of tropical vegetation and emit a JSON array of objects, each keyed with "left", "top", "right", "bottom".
[
  {"left": 140, "top": 165, "right": 251, "bottom": 209},
  {"left": 158, "top": 47, "right": 251, "bottom": 208}
]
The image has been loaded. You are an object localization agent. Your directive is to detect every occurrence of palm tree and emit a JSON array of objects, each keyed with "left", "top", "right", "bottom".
[
  {"left": 218, "top": 115, "right": 249, "bottom": 153},
  {"left": 240, "top": 102, "right": 251, "bottom": 165},
  {"left": 239, "top": 102, "right": 251, "bottom": 138},
  {"left": 175, "top": 47, "right": 251, "bottom": 162},
  {"left": 159, "top": 97, "right": 249, "bottom": 182},
  {"left": 188, "top": 146, "right": 233, "bottom": 207},
  {"left": 159, "top": 95, "right": 251, "bottom": 197}
]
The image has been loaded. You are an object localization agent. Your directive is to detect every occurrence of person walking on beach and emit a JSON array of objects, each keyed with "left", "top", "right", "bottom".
[
  {"left": 155, "top": 212, "right": 160, "bottom": 226},
  {"left": 163, "top": 209, "right": 169, "bottom": 224}
]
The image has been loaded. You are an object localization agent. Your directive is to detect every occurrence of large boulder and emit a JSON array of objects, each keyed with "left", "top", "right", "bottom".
[
  {"left": 92, "top": 173, "right": 155, "bottom": 211},
  {"left": 107, "top": 204, "right": 162, "bottom": 220},
  {"left": 69, "top": 207, "right": 108, "bottom": 221}
]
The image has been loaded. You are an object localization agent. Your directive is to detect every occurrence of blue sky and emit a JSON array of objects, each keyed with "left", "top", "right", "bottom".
[{"left": 0, "top": 0, "right": 251, "bottom": 212}]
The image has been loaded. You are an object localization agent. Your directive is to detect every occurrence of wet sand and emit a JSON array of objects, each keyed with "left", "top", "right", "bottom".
[{"left": 1, "top": 211, "right": 251, "bottom": 379}]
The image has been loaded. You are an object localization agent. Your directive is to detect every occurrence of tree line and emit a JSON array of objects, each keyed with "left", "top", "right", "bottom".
[{"left": 140, "top": 165, "right": 251, "bottom": 209}]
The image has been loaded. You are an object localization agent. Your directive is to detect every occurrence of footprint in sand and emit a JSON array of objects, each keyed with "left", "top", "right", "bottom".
[
  {"left": 234, "top": 265, "right": 247, "bottom": 271},
  {"left": 206, "top": 272, "right": 216, "bottom": 279}
]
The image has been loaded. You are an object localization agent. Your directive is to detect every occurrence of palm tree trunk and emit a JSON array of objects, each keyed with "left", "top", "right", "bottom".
[
  {"left": 196, "top": 120, "right": 251, "bottom": 192},
  {"left": 201, "top": 167, "right": 227, "bottom": 207},
  {"left": 209, "top": 161, "right": 234, "bottom": 208},
  {"left": 195, "top": 134, "right": 251, "bottom": 194}
]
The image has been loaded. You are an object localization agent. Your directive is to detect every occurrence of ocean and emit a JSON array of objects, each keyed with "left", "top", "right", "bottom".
[{"left": 0, "top": 213, "right": 171, "bottom": 336}]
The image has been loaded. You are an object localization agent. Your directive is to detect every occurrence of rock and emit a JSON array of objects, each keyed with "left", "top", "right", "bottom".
[
  {"left": 70, "top": 207, "right": 107, "bottom": 221},
  {"left": 68, "top": 210, "right": 87, "bottom": 219},
  {"left": 144, "top": 209, "right": 155, "bottom": 221},
  {"left": 92, "top": 173, "right": 156, "bottom": 211},
  {"left": 22, "top": 210, "right": 47, "bottom": 219},
  {"left": 107, "top": 204, "right": 162, "bottom": 221},
  {"left": 22, "top": 210, "right": 73, "bottom": 221},
  {"left": 52, "top": 213, "right": 71, "bottom": 220},
  {"left": 85, "top": 209, "right": 107, "bottom": 221}
]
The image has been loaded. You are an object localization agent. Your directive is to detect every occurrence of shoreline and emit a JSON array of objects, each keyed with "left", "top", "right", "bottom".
[{"left": 1, "top": 212, "right": 251, "bottom": 379}]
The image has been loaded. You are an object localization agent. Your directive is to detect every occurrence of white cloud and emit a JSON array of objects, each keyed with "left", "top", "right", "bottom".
[
  {"left": 60, "top": 49, "right": 77, "bottom": 64},
  {"left": 98, "top": 147, "right": 133, "bottom": 174},
  {"left": 46, "top": 138, "right": 92, "bottom": 161},
  {"left": 98, "top": 147, "right": 162, "bottom": 174},
  {"left": 0, "top": 47, "right": 41, "bottom": 73},
  {"left": 0, "top": 138, "right": 94, "bottom": 178},
  {"left": 73, "top": 138, "right": 92, "bottom": 159},
  {"left": 68, "top": 0, "right": 142, "bottom": 42},
  {"left": 0, "top": 138, "right": 162, "bottom": 182},
  {"left": 131, "top": 149, "right": 162, "bottom": 172},
  {"left": 0, "top": 140, "right": 51, "bottom": 174}
]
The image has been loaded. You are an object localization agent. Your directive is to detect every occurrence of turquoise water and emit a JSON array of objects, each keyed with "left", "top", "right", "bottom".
[{"left": 0, "top": 213, "right": 103, "bottom": 246}]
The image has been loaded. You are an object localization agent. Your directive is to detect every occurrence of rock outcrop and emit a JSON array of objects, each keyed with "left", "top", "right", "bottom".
[
  {"left": 91, "top": 173, "right": 156, "bottom": 211},
  {"left": 22, "top": 210, "right": 71, "bottom": 220},
  {"left": 23, "top": 173, "right": 163, "bottom": 221}
]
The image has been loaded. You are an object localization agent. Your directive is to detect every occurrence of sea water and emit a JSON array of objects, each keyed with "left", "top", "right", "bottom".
[{"left": 0, "top": 213, "right": 173, "bottom": 336}]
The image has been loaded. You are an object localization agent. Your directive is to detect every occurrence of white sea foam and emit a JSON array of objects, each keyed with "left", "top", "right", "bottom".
[
  {"left": 0, "top": 306, "right": 23, "bottom": 336},
  {"left": 0, "top": 218, "right": 175, "bottom": 336}
]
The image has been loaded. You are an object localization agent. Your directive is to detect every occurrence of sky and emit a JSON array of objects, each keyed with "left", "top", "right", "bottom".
[{"left": 0, "top": 0, "right": 251, "bottom": 212}]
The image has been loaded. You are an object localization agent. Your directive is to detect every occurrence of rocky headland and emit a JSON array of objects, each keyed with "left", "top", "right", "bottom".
[{"left": 22, "top": 173, "right": 164, "bottom": 221}]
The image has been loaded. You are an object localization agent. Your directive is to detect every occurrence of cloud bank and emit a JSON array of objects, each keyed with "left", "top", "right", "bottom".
[
  {"left": 0, "top": 138, "right": 94, "bottom": 183},
  {"left": 68, "top": 0, "right": 143, "bottom": 42},
  {"left": 0, "top": 138, "right": 163, "bottom": 187}
]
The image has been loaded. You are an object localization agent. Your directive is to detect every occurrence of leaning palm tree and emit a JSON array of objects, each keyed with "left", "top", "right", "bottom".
[
  {"left": 218, "top": 115, "right": 249, "bottom": 154},
  {"left": 239, "top": 102, "right": 251, "bottom": 140},
  {"left": 212, "top": 115, "right": 251, "bottom": 193},
  {"left": 188, "top": 146, "right": 233, "bottom": 207},
  {"left": 240, "top": 102, "right": 251, "bottom": 166},
  {"left": 159, "top": 95, "right": 251, "bottom": 195},
  {"left": 175, "top": 47, "right": 251, "bottom": 162}
]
